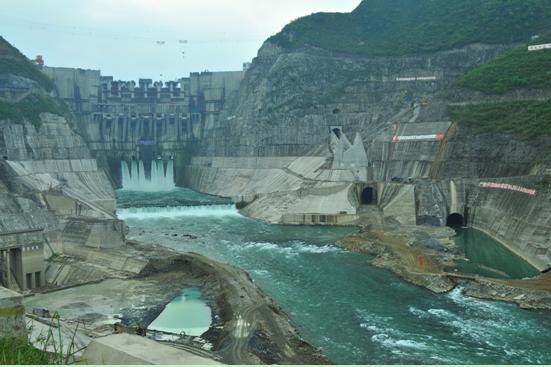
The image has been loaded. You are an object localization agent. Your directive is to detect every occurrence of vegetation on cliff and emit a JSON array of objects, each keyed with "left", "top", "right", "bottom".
[
  {"left": 0, "top": 36, "right": 54, "bottom": 91},
  {"left": 0, "top": 93, "right": 68, "bottom": 129},
  {"left": 448, "top": 100, "right": 551, "bottom": 138},
  {"left": 0, "top": 37, "right": 68, "bottom": 128},
  {"left": 269, "top": 0, "right": 551, "bottom": 56},
  {"left": 457, "top": 34, "right": 551, "bottom": 94}
]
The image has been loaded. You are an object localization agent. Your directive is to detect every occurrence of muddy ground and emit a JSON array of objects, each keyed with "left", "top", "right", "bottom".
[{"left": 337, "top": 225, "right": 551, "bottom": 310}]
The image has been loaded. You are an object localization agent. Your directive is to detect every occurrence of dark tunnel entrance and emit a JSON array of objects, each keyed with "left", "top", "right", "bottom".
[
  {"left": 361, "top": 187, "right": 375, "bottom": 205},
  {"left": 446, "top": 213, "right": 465, "bottom": 227}
]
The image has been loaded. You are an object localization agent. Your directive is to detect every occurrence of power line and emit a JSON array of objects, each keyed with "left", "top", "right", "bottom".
[{"left": 0, "top": 16, "right": 264, "bottom": 44}]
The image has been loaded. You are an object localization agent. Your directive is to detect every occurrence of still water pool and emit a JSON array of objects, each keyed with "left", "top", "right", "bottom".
[
  {"left": 117, "top": 188, "right": 551, "bottom": 364},
  {"left": 148, "top": 288, "right": 212, "bottom": 336},
  {"left": 452, "top": 228, "right": 540, "bottom": 279}
]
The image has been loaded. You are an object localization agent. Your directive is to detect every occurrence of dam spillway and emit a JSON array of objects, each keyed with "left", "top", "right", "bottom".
[{"left": 121, "top": 159, "right": 175, "bottom": 192}]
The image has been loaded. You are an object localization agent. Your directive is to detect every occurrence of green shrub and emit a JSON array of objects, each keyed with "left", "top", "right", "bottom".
[
  {"left": 457, "top": 34, "right": 551, "bottom": 94},
  {"left": 0, "top": 59, "right": 54, "bottom": 92},
  {"left": 0, "top": 36, "right": 54, "bottom": 91},
  {"left": 0, "top": 94, "right": 68, "bottom": 129},
  {"left": 448, "top": 100, "right": 551, "bottom": 138}
]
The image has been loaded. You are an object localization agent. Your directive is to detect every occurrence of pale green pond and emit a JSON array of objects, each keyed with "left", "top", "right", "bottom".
[{"left": 148, "top": 288, "right": 211, "bottom": 336}]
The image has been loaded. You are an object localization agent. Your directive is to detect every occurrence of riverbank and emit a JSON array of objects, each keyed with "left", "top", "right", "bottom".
[
  {"left": 116, "top": 187, "right": 551, "bottom": 364},
  {"left": 336, "top": 224, "right": 551, "bottom": 310},
  {"left": 132, "top": 241, "right": 330, "bottom": 364},
  {"left": 25, "top": 241, "right": 329, "bottom": 364}
]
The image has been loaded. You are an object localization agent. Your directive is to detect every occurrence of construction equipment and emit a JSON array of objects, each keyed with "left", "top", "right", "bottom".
[{"left": 31, "top": 55, "right": 44, "bottom": 66}]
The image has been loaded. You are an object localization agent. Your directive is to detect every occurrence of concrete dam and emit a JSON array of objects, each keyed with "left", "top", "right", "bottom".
[
  {"left": 40, "top": 56, "right": 551, "bottom": 274},
  {"left": 2, "top": 0, "right": 551, "bottom": 361},
  {"left": 41, "top": 66, "right": 244, "bottom": 188}
]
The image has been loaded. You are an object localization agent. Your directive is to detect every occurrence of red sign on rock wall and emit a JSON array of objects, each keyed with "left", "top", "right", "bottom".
[
  {"left": 392, "top": 134, "right": 445, "bottom": 142},
  {"left": 479, "top": 182, "right": 536, "bottom": 196}
]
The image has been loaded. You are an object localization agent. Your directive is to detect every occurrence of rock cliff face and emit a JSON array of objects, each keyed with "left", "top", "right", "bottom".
[
  {"left": 0, "top": 37, "right": 124, "bottom": 258},
  {"left": 199, "top": 43, "right": 511, "bottom": 157},
  {"left": 183, "top": 2, "right": 551, "bottom": 271},
  {"left": 188, "top": 40, "right": 545, "bottom": 185},
  {"left": 9, "top": 1, "right": 548, "bottom": 273}
]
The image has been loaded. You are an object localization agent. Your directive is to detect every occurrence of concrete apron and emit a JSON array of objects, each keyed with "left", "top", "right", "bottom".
[{"left": 81, "top": 333, "right": 222, "bottom": 365}]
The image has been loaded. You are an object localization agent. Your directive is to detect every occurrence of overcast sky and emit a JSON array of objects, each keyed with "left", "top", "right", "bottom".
[{"left": 0, "top": 0, "right": 360, "bottom": 80}]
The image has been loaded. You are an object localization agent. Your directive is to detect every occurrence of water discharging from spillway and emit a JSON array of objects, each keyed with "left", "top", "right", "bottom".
[{"left": 121, "top": 160, "right": 175, "bottom": 191}]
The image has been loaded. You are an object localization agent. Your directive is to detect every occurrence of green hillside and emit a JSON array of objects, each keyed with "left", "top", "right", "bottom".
[
  {"left": 0, "top": 93, "right": 67, "bottom": 129},
  {"left": 448, "top": 100, "right": 551, "bottom": 138},
  {"left": 269, "top": 0, "right": 551, "bottom": 56},
  {"left": 0, "top": 36, "right": 53, "bottom": 91},
  {"left": 0, "top": 37, "right": 66, "bottom": 127},
  {"left": 457, "top": 34, "right": 551, "bottom": 94}
]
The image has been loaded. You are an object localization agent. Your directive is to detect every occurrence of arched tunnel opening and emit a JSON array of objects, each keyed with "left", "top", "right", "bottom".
[
  {"left": 446, "top": 213, "right": 465, "bottom": 227},
  {"left": 361, "top": 187, "right": 375, "bottom": 205}
]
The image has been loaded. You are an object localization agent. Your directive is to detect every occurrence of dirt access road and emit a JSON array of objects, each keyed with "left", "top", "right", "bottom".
[
  {"left": 129, "top": 242, "right": 331, "bottom": 364},
  {"left": 26, "top": 241, "right": 329, "bottom": 364}
]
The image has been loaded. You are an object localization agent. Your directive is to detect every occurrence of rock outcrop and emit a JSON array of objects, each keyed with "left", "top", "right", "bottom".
[
  {"left": 182, "top": 1, "right": 551, "bottom": 271},
  {"left": 10, "top": 1, "right": 550, "bottom": 274},
  {"left": 0, "top": 36, "right": 124, "bottom": 290}
]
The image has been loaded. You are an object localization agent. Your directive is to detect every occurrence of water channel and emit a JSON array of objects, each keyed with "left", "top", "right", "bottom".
[{"left": 117, "top": 187, "right": 551, "bottom": 364}]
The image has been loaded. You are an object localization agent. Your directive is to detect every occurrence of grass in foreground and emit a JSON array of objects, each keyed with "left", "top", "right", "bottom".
[
  {"left": 0, "top": 336, "right": 50, "bottom": 365},
  {"left": 0, "top": 312, "right": 83, "bottom": 365}
]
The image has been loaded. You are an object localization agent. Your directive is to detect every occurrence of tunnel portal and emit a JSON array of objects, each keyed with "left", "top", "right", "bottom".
[
  {"left": 446, "top": 213, "right": 465, "bottom": 227},
  {"left": 361, "top": 187, "right": 375, "bottom": 205}
]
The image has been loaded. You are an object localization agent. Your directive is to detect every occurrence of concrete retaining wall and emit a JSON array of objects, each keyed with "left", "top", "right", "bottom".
[
  {"left": 0, "top": 287, "right": 25, "bottom": 337},
  {"left": 413, "top": 178, "right": 551, "bottom": 271},
  {"left": 281, "top": 213, "right": 359, "bottom": 226}
]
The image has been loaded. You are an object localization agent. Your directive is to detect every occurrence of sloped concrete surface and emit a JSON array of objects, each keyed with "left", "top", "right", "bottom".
[{"left": 81, "top": 333, "right": 222, "bottom": 365}]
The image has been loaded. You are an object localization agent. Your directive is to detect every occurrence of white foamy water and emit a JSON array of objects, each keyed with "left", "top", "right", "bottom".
[
  {"left": 117, "top": 204, "right": 240, "bottom": 220},
  {"left": 237, "top": 240, "right": 343, "bottom": 258},
  {"left": 403, "top": 288, "right": 546, "bottom": 364},
  {"left": 357, "top": 308, "right": 463, "bottom": 364},
  {"left": 121, "top": 159, "right": 175, "bottom": 192}
]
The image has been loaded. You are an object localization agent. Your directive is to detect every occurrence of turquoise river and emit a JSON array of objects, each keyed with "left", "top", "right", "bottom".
[{"left": 117, "top": 187, "right": 551, "bottom": 364}]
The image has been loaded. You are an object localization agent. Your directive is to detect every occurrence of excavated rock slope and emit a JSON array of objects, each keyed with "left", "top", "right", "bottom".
[
  {"left": 0, "top": 37, "right": 123, "bottom": 254},
  {"left": 186, "top": 2, "right": 551, "bottom": 271}
]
